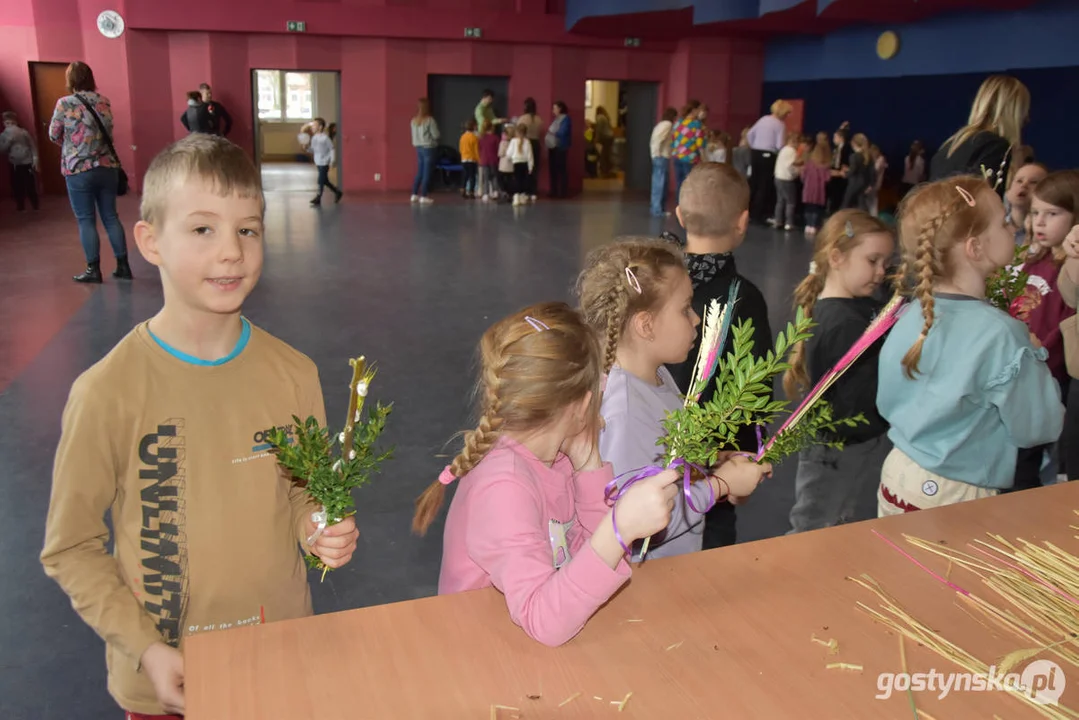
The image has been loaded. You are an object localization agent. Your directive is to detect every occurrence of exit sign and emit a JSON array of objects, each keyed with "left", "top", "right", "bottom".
[
  {"left": 624, "top": 37, "right": 641, "bottom": 48},
  {"left": 286, "top": 20, "right": 306, "bottom": 32},
  {"left": 464, "top": 27, "right": 482, "bottom": 38}
]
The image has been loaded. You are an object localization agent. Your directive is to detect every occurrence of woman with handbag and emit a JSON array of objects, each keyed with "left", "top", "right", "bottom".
[{"left": 49, "top": 61, "right": 131, "bottom": 283}]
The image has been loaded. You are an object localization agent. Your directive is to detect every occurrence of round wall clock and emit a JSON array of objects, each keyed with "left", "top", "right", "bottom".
[
  {"left": 876, "top": 31, "right": 900, "bottom": 60},
  {"left": 97, "top": 10, "right": 125, "bottom": 39}
]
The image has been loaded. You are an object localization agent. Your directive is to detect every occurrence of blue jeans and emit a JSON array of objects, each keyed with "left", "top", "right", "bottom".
[
  {"left": 674, "top": 158, "right": 695, "bottom": 200},
  {"left": 650, "top": 157, "right": 670, "bottom": 216},
  {"left": 412, "top": 147, "right": 436, "bottom": 197},
  {"left": 65, "top": 166, "right": 127, "bottom": 263}
]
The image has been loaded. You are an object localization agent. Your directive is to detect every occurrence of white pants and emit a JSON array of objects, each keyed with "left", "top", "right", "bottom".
[{"left": 878, "top": 448, "right": 997, "bottom": 517}]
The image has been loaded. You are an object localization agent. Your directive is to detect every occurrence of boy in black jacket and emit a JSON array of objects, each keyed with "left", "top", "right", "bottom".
[{"left": 667, "top": 162, "right": 772, "bottom": 550}]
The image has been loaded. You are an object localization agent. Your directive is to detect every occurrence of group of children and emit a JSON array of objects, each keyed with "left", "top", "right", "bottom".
[
  {"left": 38, "top": 126, "right": 1079, "bottom": 716},
  {"left": 458, "top": 119, "right": 537, "bottom": 205}
]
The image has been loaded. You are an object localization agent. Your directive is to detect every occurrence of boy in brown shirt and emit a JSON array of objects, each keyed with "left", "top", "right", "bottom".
[{"left": 41, "top": 134, "right": 359, "bottom": 718}]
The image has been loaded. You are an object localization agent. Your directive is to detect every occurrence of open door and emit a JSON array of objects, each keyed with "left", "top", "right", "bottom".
[{"left": 30, "top": 62, "right": 69, "bottom": 195}]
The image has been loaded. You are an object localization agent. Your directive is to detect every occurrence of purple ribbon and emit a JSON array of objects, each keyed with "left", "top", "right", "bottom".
[{"left": 603, "top": 458, "right": 715, "bottom": 556}]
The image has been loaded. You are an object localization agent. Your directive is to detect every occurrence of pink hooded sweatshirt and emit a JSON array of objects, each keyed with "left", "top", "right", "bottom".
[{"left": 438, "top": 436, "right": 631, "bottom": 647}]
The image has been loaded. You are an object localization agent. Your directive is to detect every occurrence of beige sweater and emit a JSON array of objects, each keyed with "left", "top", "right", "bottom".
[{"left": 41, "top": 321, "right": 325, "bottom": 714}]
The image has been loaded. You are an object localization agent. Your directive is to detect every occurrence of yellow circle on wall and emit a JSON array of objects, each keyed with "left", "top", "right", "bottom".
[{"left": 877, "top": 31, "right": 900, "bottom": 60}]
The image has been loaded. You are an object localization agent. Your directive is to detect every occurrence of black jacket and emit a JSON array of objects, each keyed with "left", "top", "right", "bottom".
[
  {"left": 804, "top": 297, "right": 889, "bottom": 444},
  {"left": 206, "top": 101, "right": 232, "bottom": 136},
  {"left": 929, "top": 130, "right": 1011, "bottom": 197},
  {"left": 667, "top": 253, "right": 773, "bottom": 454},
  {"left": 181, "top": 103, "right": 213, "bottom": 134}
]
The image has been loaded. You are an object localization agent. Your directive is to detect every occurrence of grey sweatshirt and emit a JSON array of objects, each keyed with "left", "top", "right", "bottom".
[
  {"left": 410, "top": 116, "right": 440, "bottom": 148},
  {"left": 599, "top": 366, "right": 712, "bottom": 559}
]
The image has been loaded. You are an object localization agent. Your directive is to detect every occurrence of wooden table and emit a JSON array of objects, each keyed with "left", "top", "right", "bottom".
[{"left": 186, "top": 483, "right": 1079, "bottom": 719}]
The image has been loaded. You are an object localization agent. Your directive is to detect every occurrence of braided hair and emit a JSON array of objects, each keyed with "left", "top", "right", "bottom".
[
  {"left": 411, "top": 302, "right": 602, "bottom": 535},
  {"left": 575, "top": 239, "right": 686, "bottom": 374}
]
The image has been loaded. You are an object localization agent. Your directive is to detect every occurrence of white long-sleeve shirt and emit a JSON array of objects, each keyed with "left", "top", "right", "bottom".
[
  {"left": 508, "top": 137, "right": 534, "bottom": 173},
  {"left": 774, "top": 146, "right": 798, "bottom": 181},
  {"left": 310, "top": 132, "right": 335, "bottom": 167},
  {"left": 649, "top": 120, "right": 672, "bottom": 159}
]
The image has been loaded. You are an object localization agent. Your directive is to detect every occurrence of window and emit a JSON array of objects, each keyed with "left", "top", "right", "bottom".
[{"left": 256, "top": 70, "right": 314, "bottom": 121}]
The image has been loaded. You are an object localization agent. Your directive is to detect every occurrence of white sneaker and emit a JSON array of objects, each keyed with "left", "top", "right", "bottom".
[
  {"left": 530, "top": 195, "right": 537, "bottom": 203},
  {"left": 481, "top": 194, "right": 489, "bottom": 202},
  {"left": 410, "top": 195, "right": 419, "bottom": 203},
  {"left": 512, "top": 194, "right": 521, "bottom": 206},
  {"left": 784, "top": 224, "right": 793, "bottom": 231},
  {"left": 419, "top": 196, "right": 434, "bottom": 204}
]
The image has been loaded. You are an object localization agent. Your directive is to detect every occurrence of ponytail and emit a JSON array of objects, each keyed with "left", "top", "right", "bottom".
[{"left": 783, "top": 270, "right": 827, "bottom": 399}]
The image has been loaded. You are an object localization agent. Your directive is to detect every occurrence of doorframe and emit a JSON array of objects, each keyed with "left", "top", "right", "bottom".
[{"left": 250, "top": 68, "right": 342, "bottom": 189}]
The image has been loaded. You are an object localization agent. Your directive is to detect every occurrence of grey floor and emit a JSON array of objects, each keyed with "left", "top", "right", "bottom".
[{"left": 0, "top": 182, "right": 822, "bottom": 719}]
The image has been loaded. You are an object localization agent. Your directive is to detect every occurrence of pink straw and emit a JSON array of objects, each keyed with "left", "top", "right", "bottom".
[
  {"left": 968, "top": 543, "right": 1079, "bottom": 606},
  {"left": 872, "top": 529, "right": 971, "bottom": 597}
]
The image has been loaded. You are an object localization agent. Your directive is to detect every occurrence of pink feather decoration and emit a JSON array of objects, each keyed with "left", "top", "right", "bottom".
[{"left": 756, "top": 294, "right": 908, "bottom": 460}]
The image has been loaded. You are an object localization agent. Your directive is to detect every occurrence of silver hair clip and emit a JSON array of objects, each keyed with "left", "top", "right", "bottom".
[
  {"left": 956, "top": 186, "right": 976, "bottom": 207},
  {"left": 844, "top": 221, "right": 854, "bottom": 238},
  {"left": 625, "top": 267, "right": 643, "bottom": 294},
  {"left": 524, "top": 316, "right": 550, "bottom": 332},
  {"left": 808, "top": 261, "right": 819, "bottom": 275}
]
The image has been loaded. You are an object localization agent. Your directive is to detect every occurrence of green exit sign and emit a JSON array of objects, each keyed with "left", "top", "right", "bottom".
[
  {"left": 624, "top": 37, "right": 641, "bottom": 48},
  {"left": 286, "top": 20, "right": 306, "bottom": 32},
  {"left": 464, "top": 27, "right": 482, "bottom": 38}
]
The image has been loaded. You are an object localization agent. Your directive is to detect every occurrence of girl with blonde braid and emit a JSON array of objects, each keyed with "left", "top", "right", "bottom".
[
  {"left": 784, "top": 210, "right": 895, "bottom": 533},
  {"left": 876, "top": 176, "right": 1063, "bottom": 516},
  {"left": 577, "top": 239, "right": 769, "bottom": 559},
  {"left": 412, "top": 302, "right": 679, "bottom": 647}
]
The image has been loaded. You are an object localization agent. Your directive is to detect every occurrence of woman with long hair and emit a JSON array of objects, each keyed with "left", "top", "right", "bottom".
[
  {"left": 410, "top": 97, "right": 440, "bottom": 204},
  {"left": 49, "top": 61, "right": 130, "bottom": 284},
  {"left": 593, "top": 105, "right": 614, "bottom": 178},
  {"left": 929, "top": 75, "right": 1030, "bottom": 196},
  {"left": 519, "top": 97, "right": 544, "bottom": 200}
]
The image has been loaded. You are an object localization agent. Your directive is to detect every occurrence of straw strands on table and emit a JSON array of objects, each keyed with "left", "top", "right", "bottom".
[{"left": 849, "top": 524, "right": 1079, "bottom": 719}]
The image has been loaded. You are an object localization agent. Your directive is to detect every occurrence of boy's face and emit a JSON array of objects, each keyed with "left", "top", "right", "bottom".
[
  {"left": 1006, "top": 164, "right": 1046, "bottom": 211},
  {"left": 135, "top": 179, "right": 264, "bottom": 318}
]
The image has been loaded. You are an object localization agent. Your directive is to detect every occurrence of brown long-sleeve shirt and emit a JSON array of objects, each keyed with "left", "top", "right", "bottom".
[{"left": 41, "top": 321, "right": 325, "bottom": 714}]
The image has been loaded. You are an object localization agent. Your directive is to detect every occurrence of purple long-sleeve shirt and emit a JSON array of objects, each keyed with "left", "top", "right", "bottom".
[
  {"left": 599, "top": 366, "right": 712, "bottom": 559},
  {"left": 747, "top": 114, "right": 786, "bottom": 152}
]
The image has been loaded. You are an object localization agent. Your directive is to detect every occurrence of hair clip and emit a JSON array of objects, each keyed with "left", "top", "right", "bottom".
[
  {"left": 625, "top": 267, "right": 643, "bottom": 294},
  {"left": 808, "top": 261, "right": 818, "bottom": 275},
  {"left": 524, "top": 316, "right": 550, "bottom": 332},
  {"left": 844, "top": 221, "right": 854, "bottom": 238},
  {"left": 955, "top": 186, "right": 977, "bottom": 207}
]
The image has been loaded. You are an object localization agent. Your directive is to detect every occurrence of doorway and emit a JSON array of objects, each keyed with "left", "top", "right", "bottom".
[
  {"left": 30, "top": 62, "right": 69, "bottom": 195},
  {"left": 581, "top": 80, "right": 657, "bottom": 194},
  {"left": 252, "top": 69, "right": 341, "bottom": 194}
]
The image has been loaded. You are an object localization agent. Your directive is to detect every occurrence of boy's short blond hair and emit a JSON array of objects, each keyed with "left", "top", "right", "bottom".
[
  {"left": 141, "top": 134, "right": 264, "bottom": 226},
  {"left": 678, "top": 162, "right": 749, "bottom": 238}
]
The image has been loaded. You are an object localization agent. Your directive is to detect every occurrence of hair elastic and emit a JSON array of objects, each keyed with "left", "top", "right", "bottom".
[
  {"left": 955, "top": 186, "right": 977, "bottom": 207},
  {"left": 438, "top": 465, "right": 457, "bottom": 485},
  {"left": 844, "top": 221, "right": 855, "bottom": 238},
  {"left": 625, "top": 267, "right": 643, "bottom": 294},
  {"left": 524, "top": 316, "right": 550, "bottom": 332}
]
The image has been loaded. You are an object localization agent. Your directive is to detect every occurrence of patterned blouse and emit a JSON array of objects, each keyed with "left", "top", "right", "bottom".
[
  {"left": 49, "top": 92, "right": 116, "bottom": 176},
  {"left": 671, "top": 117, "right": 704, "bottom": 163}
]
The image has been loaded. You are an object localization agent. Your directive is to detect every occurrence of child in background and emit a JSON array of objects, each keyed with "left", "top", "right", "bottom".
[
  {"left": 478, "top": 119, "right": 500, "bottom": 202},
  {"left": 772, "top": 133, "right": 800, "bottom": 231},
  {"left": 731, "top": 128, "right": 752, "bottom": 179},
  {"left": 876, "top": 176, "right": 1063, "bottom": 515},
  {"left": 842, "top": 133, "right": 873, "bottom": 211},
  {"left": 1005, "top": 162, "right": 1048, "bottom": 245},
  {"left": 459, "top": 118, "right": 480, "bottom": 199},
  {"left": 0, "top": 110, "right": 39, "bottom": 211},
  {"left": 868, "top": 145, "right": 887, "bottom": 217},
  {"left": 508, "top": 123, "right": 534, "bottom": 206},
  {"left": 801, "top": 132, "right": 832, "bottom": 237},
  {"left": 900, "top": 140, "right": 925, "bottom": 198},
  {"left": 1011, "top": 170, "right": 1079, "bottom": 490},
  {"left": 308, "top": 117, "right": 342, "bottom": 206},
  {"left": 578, "top": 240, "right": 770, "bottom": 559},
  {"left": 40, "top": 135, "right": 359, "bottom": 718},
  {"left": 667, "top": 163, "right": 772, "bottom": 549},
  {"left": 498, "top": 125, "right": 514, "bottom": 201},
  {"left": 413, "top": 302, "right": 680, "bottom": 647},
  {"left": 784, "top": 211, "right": 895, "bottom": 533},
  {"left": 706, "top": 130, "right": 729, "bottom": 164}
]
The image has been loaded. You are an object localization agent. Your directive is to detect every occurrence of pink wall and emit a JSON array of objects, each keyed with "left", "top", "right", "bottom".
[{"left": 0, "top": 0, "right": 764, "bottom": 195}]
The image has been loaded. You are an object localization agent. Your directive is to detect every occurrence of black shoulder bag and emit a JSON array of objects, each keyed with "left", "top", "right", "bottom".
[{"left": 74, "top": 94, "right": 129, "bottom": 196}]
